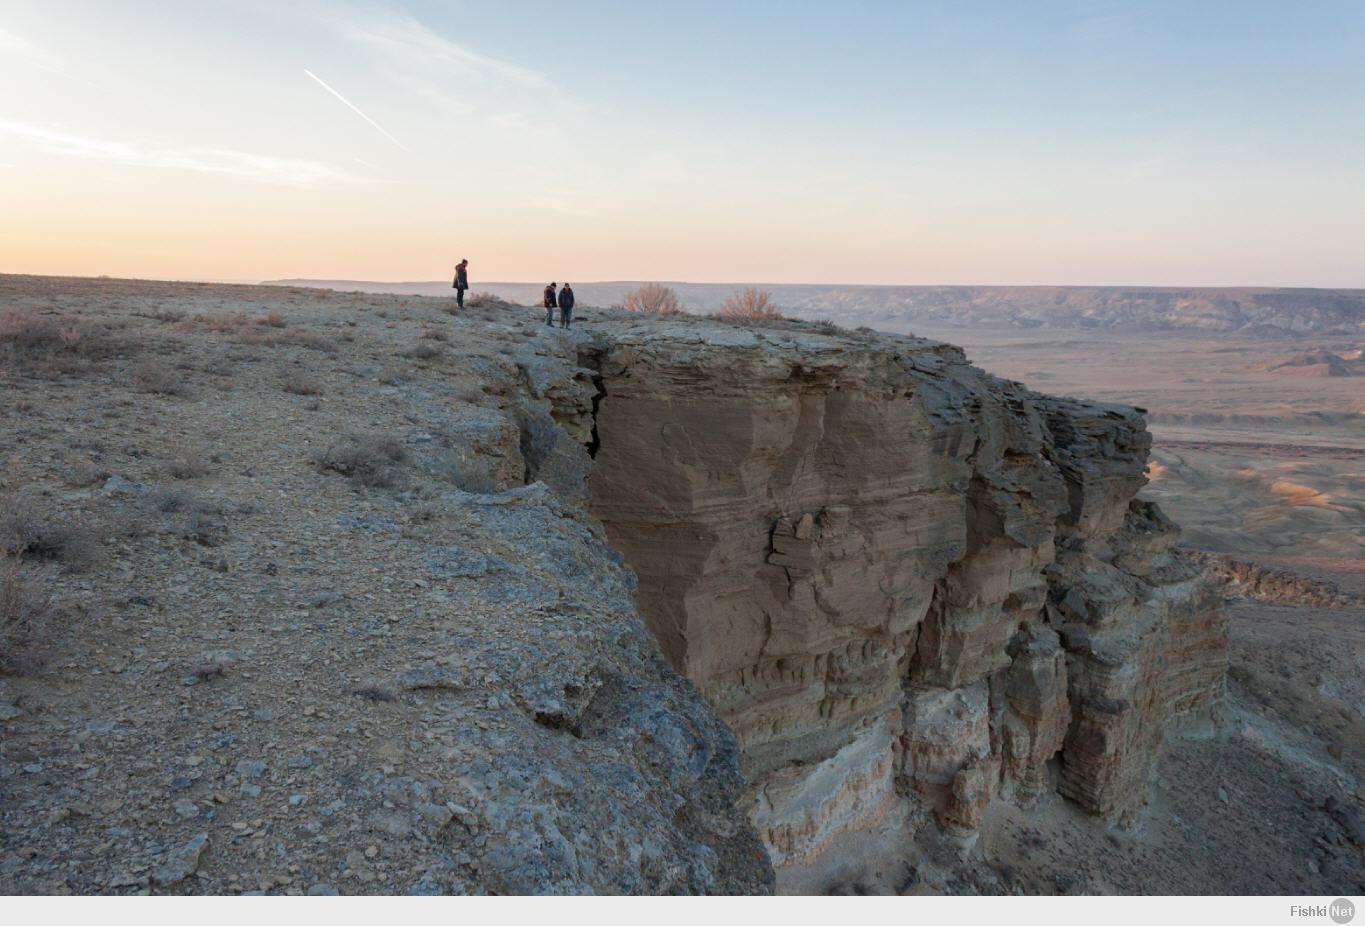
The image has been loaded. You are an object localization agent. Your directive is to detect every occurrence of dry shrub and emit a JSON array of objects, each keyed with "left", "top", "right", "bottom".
[
  {"left": 464, "top": 292, "right": 505, "bottom": 309},
  {"left": 178, "top": 312, "right": 341, "bottom": 351},
  {"left": 282, "top": 372, "right": 321, "bottom": 395},
  {"left": 130, "top": 360, "right": 188, "bottom": 396},
  {"left": 719, "top": 287, "right": 783, "bottom": 321},
  {"left": 378, "top": 363, "right": 410, "bottom": 385},
  {"left": 405, "top": 341, "right": 444, "bottom": 361},
  {"left": 622, "top": 284, "right": 682, "bottom": 316},
  {"left": 317, "top": 433, "right": 408, "bottom": 487},
  {"left": 0, "top": 492, "right": 97, "bottom": 570},
  {"left": 63, "top": 460, "right": 110, "bottom": 487},
  {"left": 177, "top": 312, "right": 254, "bottom": 334},
  {"left": 142, "top": 486, "right": 226, "bottom": 546},
  {"left": 1, "top": 562, "right": 57, "bottom": 675},
  {"left": 0, "top": 308, "right": 118, "bottom": 367},
  {"left": 179, "top": 311, "right": 282, "bottom": 333},
  {"left": 276, "top": 329, "right": 339, "bottom": 353},
  {"left": 419, "top": 325, "right": 448, "bottom": 342},
  {"left": 164, "top": 449, "right": 209, "bottom": 480}
]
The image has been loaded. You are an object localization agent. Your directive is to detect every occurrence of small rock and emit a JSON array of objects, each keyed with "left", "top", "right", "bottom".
[
  {"left": 173, "top": 799, "right": 199, "bottom": 818},
  {"left": 101, "top": 474, "right": 137, "bottom": 497},
  {"left": 150, "top": 834, "right": 208, "bottom": 886},
  {"left": 236, "top": 759, "right": 268, "bottom": 779},
  {"left": 371, "top": 812, "right": 412, "bottom": 838}
]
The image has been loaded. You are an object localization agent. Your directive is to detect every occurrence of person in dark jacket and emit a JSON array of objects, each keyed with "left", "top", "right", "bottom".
[
  {"left": 452, "top": 258, "right": 469, "bottom": 308},
  {"left": 558, "top": 284, "right": 575, "bottom": 329},
  {"left": 543, "top": 283, "right": 558, "bottom": 326}
]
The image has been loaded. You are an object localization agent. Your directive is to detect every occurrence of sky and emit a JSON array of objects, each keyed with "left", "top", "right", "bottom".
[{"left": 2, "top": 0, "right": 1363, "bottom": 287}]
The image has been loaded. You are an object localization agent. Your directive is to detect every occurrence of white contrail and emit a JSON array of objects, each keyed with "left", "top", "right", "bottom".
[{"left": 303, "top": 68, "right": 409, "bottom": 151}]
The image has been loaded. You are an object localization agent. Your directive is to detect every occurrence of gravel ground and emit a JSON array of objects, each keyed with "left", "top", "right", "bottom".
[{"left": 0, "top": 275, "right": 769, "bottom": 895}]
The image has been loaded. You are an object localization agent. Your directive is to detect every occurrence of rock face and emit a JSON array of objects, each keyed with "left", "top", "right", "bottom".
[{"left": 582, "top": 320, "right": 1228, "bottom": 879}]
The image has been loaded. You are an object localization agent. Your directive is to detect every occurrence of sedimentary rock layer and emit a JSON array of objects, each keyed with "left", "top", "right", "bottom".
[{"left": 581, "top": 320, "right": 1227, "bottom": 872}]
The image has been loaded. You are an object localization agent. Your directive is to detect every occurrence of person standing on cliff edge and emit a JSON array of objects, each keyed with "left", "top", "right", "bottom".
[
  {"left": 452, "top": 258, "right": 469, "bottom": 308},
  {"left": 558, "top": 283, "right": 575, "bottom": 329},
  {"left": 543, "top": 282, "right": 558, "bottom": 326}
]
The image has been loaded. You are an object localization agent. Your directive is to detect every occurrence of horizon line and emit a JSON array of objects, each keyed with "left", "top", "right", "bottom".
[{"left": 4, "top": 270, "right": 1365, "bottom": 293}]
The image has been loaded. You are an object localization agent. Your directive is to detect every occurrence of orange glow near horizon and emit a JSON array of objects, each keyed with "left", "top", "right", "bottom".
[{"left": 3, "top": 4, "right": 1364, "bottom": 288}]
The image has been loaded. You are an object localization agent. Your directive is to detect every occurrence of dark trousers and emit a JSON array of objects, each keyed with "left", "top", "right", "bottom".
[
  {"left": 559, "top": 306, "right": 572, "bottom": 328},
  {"left": 455, "top": 286, "right": 465, "bottom": 307}
]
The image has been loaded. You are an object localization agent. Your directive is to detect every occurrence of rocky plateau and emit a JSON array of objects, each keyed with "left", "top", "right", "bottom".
[{"left": 3, "top": 275, "right": 1356, "bottom": 895}]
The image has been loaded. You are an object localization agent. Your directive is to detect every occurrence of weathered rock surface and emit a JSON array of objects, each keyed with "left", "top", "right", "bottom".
[{"left": 583, "top": 319, "right": 1228, "bottom": 880}]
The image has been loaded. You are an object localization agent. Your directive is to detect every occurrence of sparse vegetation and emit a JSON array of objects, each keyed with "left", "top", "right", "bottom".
[
  {"left": 622, "top": 284, "right": 683, "bottom": 316},
  {"left": 1, "top": 561, "right": 56, "bottom": 676},
  {"left": 282, "top": 371, "right": 322, "bottom": 395},
  {"left": 176, "top": 312, "right": 262, "bottom": 334},
  {"left": 378, "top": 363, "right": 410, "bottom": 385},
  {"left": 0, "top": 308, "right": 119, "bottom": 368},
  {"left": 0, "top": 492, "right": 97, "bottom": 570},
  {"left": 134, "top": 307, "right": 186, "bottom": 323},
  {"left": 464, "top": 292, "right": 503, "bottom": 309},
  {"left": 63, "top": 459, "right": 110, "bottom": 488},
  {"left": 164, "top": 448, "right": 209, "bottom": 480},
  {"left": 718, "top": 287, "right": 783, "bottom": 321},
  {"left": 142, "top": 486, "right": 227, "bottom": 546},
  {"left": 130, "top": 360, "right": 189, "bottom": 396},
  {"left": 317, "top": 433, "right": 408, "bottom": 487},
  {"left": 404, "top": 341, "right": 444, "bottom": 361},
  {"left": 176, "top": 312, "right": 337, "bottom": 352},
  {"left": 276, "top": 329, "right": 339, "bottom": 353}
]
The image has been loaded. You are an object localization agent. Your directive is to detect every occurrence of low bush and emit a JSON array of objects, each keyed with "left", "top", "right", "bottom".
[
  {"left": 718, "top": 287, "right": 783, "bottom": 321},
  {"left": 0, "top": 492, "right": 97, "bottom": 570},
  {"left": 621, "top": 284, "right": 683, "bottom": 316},
  {"left": 164, "top": 449, "right": 209, "bottom": 480},
  {"left": 405, "top": 341, "right": 444, "bottom": 361},
  {"left": 0, "top": 308, "right": 120, "bottom": 367},
  {"left": 0, "top": 562, "right": 57, "bottom": 676},
  {"left": 277, "top": 329, "right": 339, "bottom": 353},
  {"left": 282, "top": 372, "right": 322, "bottom": 395},
  {"left": 130, "top": 361, "right": 189, "bottom": 396},
  {"left": 317, "top": 433, "right": 408, "bottom": 488}
]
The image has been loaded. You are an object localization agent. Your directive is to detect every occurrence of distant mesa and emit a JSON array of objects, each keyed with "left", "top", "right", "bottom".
[{"left": 1266, "top": 347, "right": 1364, "bottom": 377}]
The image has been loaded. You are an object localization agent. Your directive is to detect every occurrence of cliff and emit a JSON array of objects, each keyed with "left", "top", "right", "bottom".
[
  {"left": 573, "top": 318, "right": 1228, "bottom": 882},
  {"left": 0, "top": 276, "right": 1228, "bottom": 894}
]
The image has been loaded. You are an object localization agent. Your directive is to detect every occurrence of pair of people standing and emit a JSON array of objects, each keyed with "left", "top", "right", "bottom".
[{"left": 543, "top": 282, "right": 574, "bottom": 329}]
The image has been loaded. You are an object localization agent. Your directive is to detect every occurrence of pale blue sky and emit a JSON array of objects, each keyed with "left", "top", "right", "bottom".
[{"left": 2, "top": 0, "right": 1362, "bottom": 285}]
